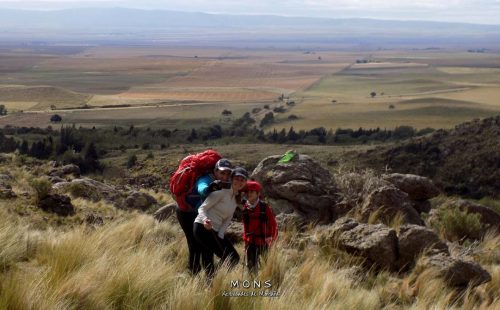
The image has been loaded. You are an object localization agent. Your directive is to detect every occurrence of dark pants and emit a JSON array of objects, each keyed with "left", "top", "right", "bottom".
[
  {"left": 176, "top": 209, "right": 209, "bottom": 275},
  {"left": 193, "top": 222, "right": 240, "bottom": 277},
  {"left": 246, "top": 244, "right": 268, "bottom": 273}
]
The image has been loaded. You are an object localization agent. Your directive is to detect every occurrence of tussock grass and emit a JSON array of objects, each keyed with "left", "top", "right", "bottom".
[{"left": 0, "top": 211, "right": 498, "bottom": 309}]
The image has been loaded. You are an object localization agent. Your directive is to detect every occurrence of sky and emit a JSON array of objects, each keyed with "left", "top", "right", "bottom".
[{"left": 0, "top": 0, "right": 499, "bottom": 25}]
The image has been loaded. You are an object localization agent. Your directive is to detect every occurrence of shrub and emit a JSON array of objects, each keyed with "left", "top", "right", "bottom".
[
  {"left": 28, "top": 177, "right": 52, "bottom": 204},
  {"left": 146, "top": 152, "right": 154, "bottom": 160},
  {"left": 429, "top": 206, "right": 483, "bottom": 242},
  {"left": 127, "top": 154, "right": 138, "bottom": 168}
]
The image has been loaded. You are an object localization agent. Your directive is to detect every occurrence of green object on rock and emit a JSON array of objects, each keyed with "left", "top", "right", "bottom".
[{"left": 278, "top": 150, "right": 297, "bottom": 163}]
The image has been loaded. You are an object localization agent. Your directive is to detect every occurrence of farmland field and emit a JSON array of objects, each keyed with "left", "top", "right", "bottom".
[{"left": 0, "top": 46, "right": 499, "bottom": 130}]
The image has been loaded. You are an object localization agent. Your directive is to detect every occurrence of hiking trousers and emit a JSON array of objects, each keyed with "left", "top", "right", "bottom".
[
  {"left": 193, "top": 222, "right": 240, "bottom": 276},
  {"left": 176, "top": 208, "right": 209, "bottom": 275},
  {"left": 246, "top": 244, "right": 268, "bottom": 273}
]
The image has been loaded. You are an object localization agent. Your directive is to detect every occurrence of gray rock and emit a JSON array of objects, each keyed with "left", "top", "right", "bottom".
[
  {"left": 48, "top": 176, "right": 65, "bottom": 184},
  {"left": 383, "top": 173, "right": 440, "bottom": 200},
  {"left": 419, "top": 253, "right": 491, "bottom": 287},
  {"left": 124, "top": 191, "right": 157, "bottom": 211},
  {"left": 0, "top": 180, "right": 16, "bottom": 199},
  {"left": 251, "top": 154, "right": 337, "bottom": 224},
  {"left": 225, "top": 224, "right": 244, "bottom": 244},
  {"left": 49, "top": 164, "right": 81, "bottom": 178},
  {"left": 0, "top": 174, "right": 12, "bottom": 181},
  {"left": 275, "top": 212, "right": 306, "bottom": 231},
  {"left": 153, "top": 202, "right": 177, "bottom": 222},
  {"left": 361, "top": 186, "right": 424, "bottom": 226},
  {"left": 38, "top": 194, "right": 75, "bottom": 216},
  {"left": 53, "top": 178, "right": 123, "bottom": 204},
  {"left": 398, "top": 224, "right": 448, "bottom": 269},
  {"left": 338, "top": 223, "right": 399, "bottom": 270}
]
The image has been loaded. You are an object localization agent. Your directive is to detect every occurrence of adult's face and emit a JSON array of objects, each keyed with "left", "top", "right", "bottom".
[
  {"left": 214, "top": 169, "right": 231, "bottom": 182},
  {"left": 231, "top": 176, "right": 247, "bottom": 191}
]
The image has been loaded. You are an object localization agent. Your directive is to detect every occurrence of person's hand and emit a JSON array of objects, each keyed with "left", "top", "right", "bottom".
[
  {"left": 207, "top": 180, "right": 222, "bottom": 193},
  {"left": 204, "top": 219, "right": 213, "bottom": 230}
]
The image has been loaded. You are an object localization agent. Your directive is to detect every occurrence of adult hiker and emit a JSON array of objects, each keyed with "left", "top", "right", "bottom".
[
  {"left": 193, "top": 167, "right": 248, "bottom": 277},
  {"left": 242, "top": 180, "right": 278, "bottom": 273},
  {"left": 173, "top": 155, "right": 233, "bottom": 275}
]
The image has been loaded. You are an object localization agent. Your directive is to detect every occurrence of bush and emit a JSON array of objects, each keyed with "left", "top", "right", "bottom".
[
  {"left": 127, "top": 154, "right": 138, "bottom": 168},
  {"left": 429, "top": 206, "right": 483, "bottom": 242},
  {"left": 28, "top": 177, "right": 52, "bottom": 204}
]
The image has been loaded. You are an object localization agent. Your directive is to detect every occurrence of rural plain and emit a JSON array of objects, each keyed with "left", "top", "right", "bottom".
[{"left": 1, "top": 46, "right": 500, "bottom": 131}]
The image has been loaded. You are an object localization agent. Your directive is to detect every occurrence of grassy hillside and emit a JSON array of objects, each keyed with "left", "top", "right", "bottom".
[{"left": 352, "top": 115, "right": 500, "bottom": 199}]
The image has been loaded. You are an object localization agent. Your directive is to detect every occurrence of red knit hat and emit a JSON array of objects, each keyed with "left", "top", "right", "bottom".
[{"left": 245, "top": 181, "right": 262, "bottom": 192}]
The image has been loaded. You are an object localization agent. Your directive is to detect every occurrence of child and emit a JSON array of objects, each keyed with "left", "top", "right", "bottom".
[{"left": 242, "top": 181, "right": 278, "bottom": 273}]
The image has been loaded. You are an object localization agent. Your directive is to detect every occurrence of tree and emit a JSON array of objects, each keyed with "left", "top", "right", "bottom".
[
  {"left": 50, "top": 114, "right": 62, "bottom": 123},
  {"left": 0, "top": 104, "right": 7, "bottom": 115},
  {"left": 221, "top": 109, "right": 232, "bottom": 116},
  {"left": 260, "top": 112, "right": 274, "bottom": 127},
  {"left": 127, "top": 154, "right": 138, "bottom": 168},
  {"left": 370, "top": 91, "right": 377, "bottom": 98}
]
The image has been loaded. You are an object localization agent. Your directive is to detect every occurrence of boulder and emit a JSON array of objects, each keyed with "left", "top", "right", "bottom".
[
  {"left": 398, "top": 224, "right": 448, "bottom": 269},
  {"left": 153, "top": 202, "right": 177, "bottom": 222},
  {"left": 275, "top": 212, "right": 307, "bottom": 231},
  {"left": 124, "top": 191, "right": 157, "bottom": 211},
  {"left": 361, "top": 186, "right": 424, "bottom": 226},
  {"left": 338, "top": 223, "right": 399, "bottom": 270},
  {"left": 412, "top": 200, "right": 432, "bottom": 214},
  {"left": 418, "top": 253, "right": 491, "bottom": 288},
  {"left": 447, "top": 199, "right": 500, "bottom": 231},
  {"left": 49, "top": 164, "right": 81, "bottom": 178},
  {"left": 48, "top": 176, "right": 65, "bottom": 184},
  {"left": 53, "top": 178, "right": 123, "bottom": 205},
  {"left": 37, "top": 194, "right": 75, "bottom": 216},
  {"left": 0, "top": 182, "right": 16, "bottom": 199},
  {"left": 251, "top": 154, "right": 337, "bottom": 223},
  {"left": 383, "top": 173, "right": 440, "bottom": 200}
]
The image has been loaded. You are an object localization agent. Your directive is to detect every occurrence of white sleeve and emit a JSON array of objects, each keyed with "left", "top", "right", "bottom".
[{"left": 197, "top": 190, "right": 223, "bottom": 223}]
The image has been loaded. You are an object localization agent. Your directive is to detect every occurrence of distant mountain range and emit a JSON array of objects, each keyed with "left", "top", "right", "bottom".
[{"left": 1, "top": 8, "right": 500, "bottom": 48}]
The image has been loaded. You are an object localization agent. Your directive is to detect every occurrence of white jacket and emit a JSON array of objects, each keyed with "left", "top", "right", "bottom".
[{"left": 194, "top": 188, "right": 238, "bottom": 238}]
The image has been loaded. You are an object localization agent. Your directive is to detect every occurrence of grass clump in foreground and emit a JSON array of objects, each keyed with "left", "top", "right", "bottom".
[{"left": 0, "top": 210, "right": 498, "bottom": 309}]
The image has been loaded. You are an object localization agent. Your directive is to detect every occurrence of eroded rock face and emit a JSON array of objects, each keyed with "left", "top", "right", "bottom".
[
  {"left": 251, "top": 154, "right": 337, "bottom": 224},
  {"left": 38, "top": 194, "right": 75, "bottom": 216},
  {"left": 338, "top": 223, "right": 399, "bottom": 270},
  {"left": 361, "top": 186, "right": 424, "bottom": 226},
  {"left": 383, "top": 173, "right": 440, "bottom": 200},
  {"left": 124, "top": 191, "right": 157, "bottom": 211},
  {"left": 418, "top": 253, "right": 491, "bottom": 288},
  {"left": 398, "top": 224, "right": 449, "bottom": 269}
]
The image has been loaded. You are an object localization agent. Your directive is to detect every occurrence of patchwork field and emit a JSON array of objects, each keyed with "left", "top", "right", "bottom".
[{"left": 0, "top": 46, "right": 499, "bottom": 130}]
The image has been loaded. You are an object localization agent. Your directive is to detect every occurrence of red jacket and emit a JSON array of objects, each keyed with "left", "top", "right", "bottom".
[{"left": 242, "top": 200, "right": 278, "bottom": 246}]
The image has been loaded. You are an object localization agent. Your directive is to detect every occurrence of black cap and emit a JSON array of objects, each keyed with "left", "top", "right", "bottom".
[
  {"left": 215, "top": 158, "right": 232, "bottom": 171},
  {"left": 231, "top": 167, "right": 248, "bottom": 179}
]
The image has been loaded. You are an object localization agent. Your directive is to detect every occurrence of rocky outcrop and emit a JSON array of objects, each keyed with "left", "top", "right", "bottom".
[
  {"left": 251, "top": 154, "right": 337, "bottom": 224},
  {"left": 418, "top": 253, "right": 491, "bottom": 288},
  {"left": 383, "top": 173, "right": 440, "bottom": 200},
  {"left": 361, "top": 186, "right": 424, "bottom": 225},
  {"left": 38, "top": 194, "right": 75, "bottom": 216},
  {"left": 398, "top": 224, "right": 448, "bottom": 269},
  {"left": 124, "top": 191, "right": 157, "bottom": 211}
]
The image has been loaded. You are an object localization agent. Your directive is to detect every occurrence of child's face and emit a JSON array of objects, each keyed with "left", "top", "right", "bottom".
[{"left": 247, "top": 190, "right": 259, "bottom": 203}]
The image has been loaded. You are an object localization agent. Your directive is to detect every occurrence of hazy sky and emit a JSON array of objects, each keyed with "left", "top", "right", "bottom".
[{"left": 1, "top": 0, "right": 499, "bottom": 24}]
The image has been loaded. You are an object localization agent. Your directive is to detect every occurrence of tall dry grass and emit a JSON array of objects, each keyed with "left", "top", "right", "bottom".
[{"left": 0, "top": 210, "right": 498, "bottom": 309}]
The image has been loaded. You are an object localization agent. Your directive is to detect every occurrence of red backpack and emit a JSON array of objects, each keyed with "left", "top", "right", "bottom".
[{"left": 169, "top": 150, "right": 222, "bottom": 211}]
